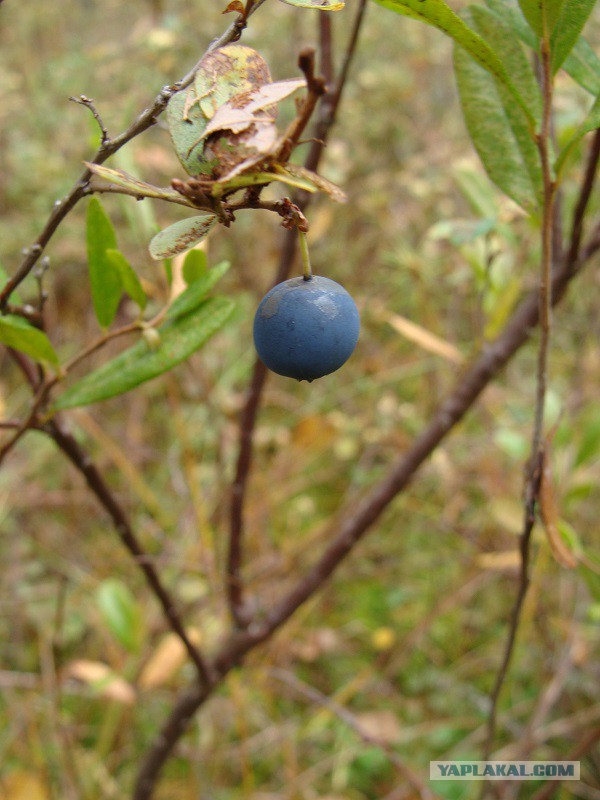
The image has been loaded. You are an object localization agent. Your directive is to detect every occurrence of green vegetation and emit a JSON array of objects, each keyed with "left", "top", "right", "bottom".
[{"left": 0, "top": 1, "right": 599, "bottom": 798}]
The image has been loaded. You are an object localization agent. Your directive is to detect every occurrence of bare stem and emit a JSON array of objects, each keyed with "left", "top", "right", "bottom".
[{"left": 482, "top": 32, "right": 557, "bottom": 767}]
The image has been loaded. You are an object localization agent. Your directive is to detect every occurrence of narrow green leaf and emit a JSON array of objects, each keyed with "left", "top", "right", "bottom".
[
  {"left": 453, "top": 9, "right": 542, "bottom": 212},
  {"left": 0, "top": 314, "right": 59, "bottom": 366},
  {"left": 106, "top": 250, "right": 147, "bottom": 311},
  {"left": 454, "top": 167, "right": 499, "bottom": 219},
  {"left": 86, "top": 162, "right": 190, "bottom": 205},
  {"left": 563, "top": 37, "right": 600, "bottom": 95},
  {"left": 485, "top": 0, "right": 536, "bottom": 44},
  {"left": 96, "top": 579, "right": 143, "bottom": 653},
  {"left": 551, "top": 0, "right": 597, "bottom": 73},
  {"left": 167, "top": 261, "right": 230, "bottom": 321},
  {"left": 486, "top": 0, "right": 600, "bottom": 94},
  {"left": 276, "top": 164, "right": 348, "bottom": 203},
  {"left": 278, "top": 0, "right": 345, "bottom": 9},
  {"left": 372, "top": 0, "right": 535, "bottom": 126},
  {"left": 86, "top": 197, "right": 122, "bottom": 328},
  {"left": 182, "top": 249, "right": 208, "bottom": 285},
  {"left": 555, "top": 92, "right": 600, "bottom": 176},
  {"left": 52, "top": 297, "right": 234, "bottom": 410},
  {"left": 149, "top": 214, "right": 217, "bottom": 260},
  {"left": 471, "top": 5, "right": 543, "bottom": 124},
  {"left": 517, "top": 0, "right": 565, "bottom": 37}
]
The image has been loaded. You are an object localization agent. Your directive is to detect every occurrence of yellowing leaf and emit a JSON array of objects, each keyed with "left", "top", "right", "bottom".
[
  {"left": 356, "top": 710, "right": 402, "bottom": 744},
  {"left": 539, "top": 454, "right": 577, "bottom": 569},
  {"left": 63, "top": 660, "right": 136, "bottom": 704},
  {"left": 201, "top": 79, "right": 306, "bottom": 140},
  {"left": 138, "top": 629, "right": 202, "bottom": 689},
  {"left": 0, "top": 772, "right": 49, "bottom": 800},
  {"left": 476, "top": 550, "right": 522, "bottom": 570},
  {"left": 279, "top": 0, "right": 345, "bottom": 9},
  {"left": 384, "top": 311, "right": 464, "bottom": 363}
]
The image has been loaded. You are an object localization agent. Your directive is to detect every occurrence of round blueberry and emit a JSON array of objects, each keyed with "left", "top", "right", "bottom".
[{"left": 253, "top": 276, "right": 360, "bottom": 381}]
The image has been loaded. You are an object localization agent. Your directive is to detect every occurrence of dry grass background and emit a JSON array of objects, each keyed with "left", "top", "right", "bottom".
[{"left": 0, "top": 1, "right": 599, "bottom": 798}]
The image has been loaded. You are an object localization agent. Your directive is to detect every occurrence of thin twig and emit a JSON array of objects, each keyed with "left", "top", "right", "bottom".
[
  {"left": 481, "top": 61, "right": 599, "bottom": 769},
  {"left": 269, "top": 668, "right": 436, "bottom": 800},
  {"left": 46, "top": 416, "right": 214, "bottom": 688},
  {"left": 69, "top": 95, "right": 109, "bottom": 144}
]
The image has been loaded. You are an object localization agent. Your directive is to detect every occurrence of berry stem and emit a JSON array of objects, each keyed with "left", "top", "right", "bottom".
[{"left": 298, "top": 229, "right": 313, "bottom": 281}]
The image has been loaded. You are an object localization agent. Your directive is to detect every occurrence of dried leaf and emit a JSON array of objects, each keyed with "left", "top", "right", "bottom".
[
  {"left": 63, "top": 660, "right": 136, "bottom": 705},
  {"left": 138, "top": 629, "right": 203, "bottom": 689},
  {"left": 279, "top": 0, "right": 345, "bottom": 9},
  {"left": 383, "top": 311, "right": 464, "bottom": 363},
  {"left": 276, "top": 163, "right": 347, "bottom": 202},
  {"left": 223, "top": 0, "right": 245, "bottom": 12},
  {"left": 0, "top": 771, "right": 49, "bottom": 800},
  {"left": 195, "top": 45, "right": 272, "bottom": 121},
  {"left": 476, "top": 550, "right": 521, "bottom": 570},
  {"left": 85, "top": 162, "right": 187, "bottom": 204},
  {"left": 539, "top": 452, "right": 578, "bottom": 568},
  {"left": 356, "top": 710, "right": 402, "bottom": 744},
  {"left": 202, "top": 79, "right": 306, "bottom": 140}
]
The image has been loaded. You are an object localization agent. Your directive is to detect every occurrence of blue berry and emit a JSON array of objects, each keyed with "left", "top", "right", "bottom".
[{"left": 253, "top": 276, "right": 360, "bottom": 381}]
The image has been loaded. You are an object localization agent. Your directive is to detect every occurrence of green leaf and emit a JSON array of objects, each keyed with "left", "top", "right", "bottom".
[
  {"left": 0, "top": 314, "right": 59, "bottom": 366},
  {"left": 149, "top": 214, "right": 217, "bottom": 260},
  {"left": 105, "top": 250, "right": 147, "bottom": 311},
  {"left": 85, "top": 162, "right": 190, "bottom": 206},
  {"left": 371, "top": 0, "right": 534, "bottom": 126},
  {"left": 471, "top": 5, "right": 543, "bottom": 124},
  {"left": 182, "top": 248, "right": 208, "bottom": 285},
  {"left": 551, "top": 0, "right": 597, "bottom": 74},
  {"left": 167, "top": 260, "right": 230, "bottom": 321},
  {"left": 96, "top": 579, "right": 143, "bottom": 653},
  {"left": 166, "top": 88, "right": 210, "bottom": 177},
  {"left": 194, "top": 45, "right": 272, "bottom": 122},
  {"left": 563, "top": 37, "right": 600, "bottom": 95},
  {"left": 454, "top": 9, "right": 542, "bottom": 212},
  {"left": 575, "top": 411, "right": 600, "bottom": 467},
  {"left": 52, "top": 297, "right": 234, "bottom": 410},
  {"left": 555, "top": 92, "right": 600, "bottom": 176},
  {"left": 517, "top": 0, "right": 565, "bottom": 37},
  {"left": 278, "top": 0, "right": 345, "bottom": 9},
  {"left": 485, "top": 0, "right": 600, "bottom": 94},
  {"left": 86, "top": 197, "right": 122, "bottom": 328}
]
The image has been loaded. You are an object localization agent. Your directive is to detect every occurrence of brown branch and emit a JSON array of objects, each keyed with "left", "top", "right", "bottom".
[
  {"left": 0, "top": 0, "right": 269, "bottom": 310},
  {"left": 45, "top": 416, "right": 214, "bottom": 688}
]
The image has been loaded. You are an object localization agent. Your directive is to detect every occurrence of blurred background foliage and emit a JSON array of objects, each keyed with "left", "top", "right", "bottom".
[{"left": 0, "top": 0, "right": 599, "bottom": 798}]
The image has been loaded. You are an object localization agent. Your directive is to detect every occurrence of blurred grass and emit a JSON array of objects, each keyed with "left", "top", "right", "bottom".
[{"left": 1, "top": 1, "right": 600, "bottom": 799}]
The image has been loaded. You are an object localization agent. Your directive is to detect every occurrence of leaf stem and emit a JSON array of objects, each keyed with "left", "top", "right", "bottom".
[{"left": 298, "top": 229, "right": 313, "bottom": 280}]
